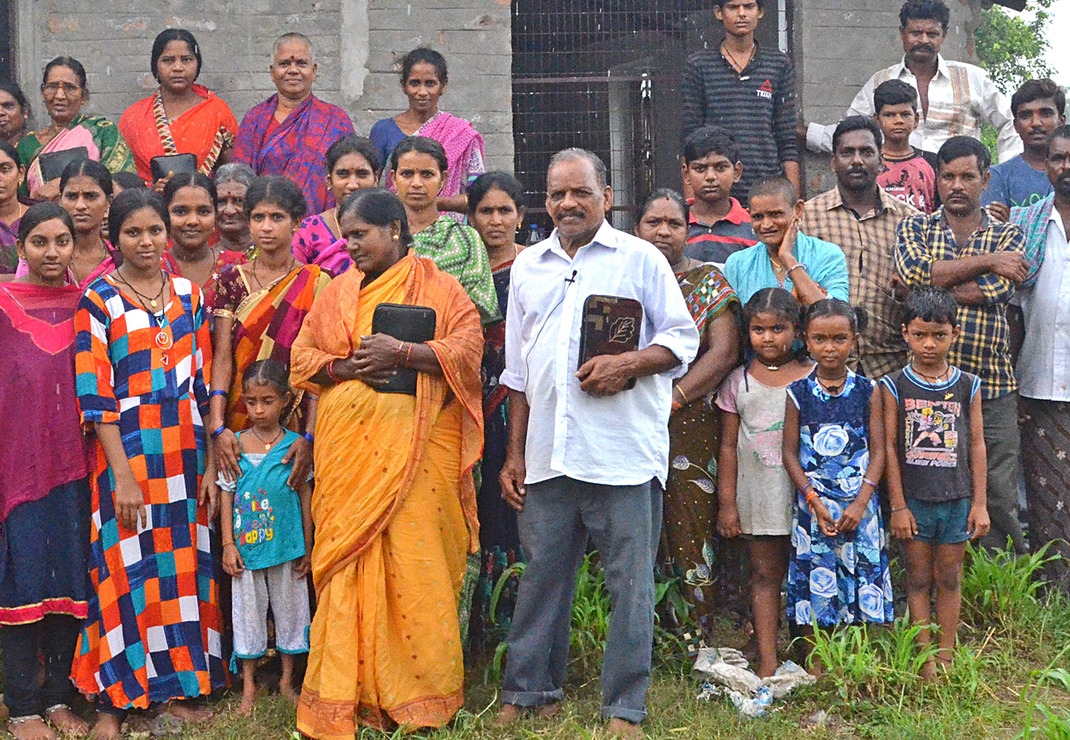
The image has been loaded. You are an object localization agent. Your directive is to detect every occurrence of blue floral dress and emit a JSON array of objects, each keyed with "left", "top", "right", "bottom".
[{"left": 786, "top": 369, "right": 892, "bottom": 627}]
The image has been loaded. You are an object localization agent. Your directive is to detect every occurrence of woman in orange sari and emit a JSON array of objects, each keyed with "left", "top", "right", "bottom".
[
  {"left": 119, "top": 29, "right": 238, "bottom": 186},
  {"left": 291, "top": 188, "right": 483, "bottom": 738}
]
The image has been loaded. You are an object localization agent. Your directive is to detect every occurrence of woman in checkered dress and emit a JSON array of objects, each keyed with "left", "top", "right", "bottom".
[{"left": 73, "top": 189, "right": 225, "bottom": 739}]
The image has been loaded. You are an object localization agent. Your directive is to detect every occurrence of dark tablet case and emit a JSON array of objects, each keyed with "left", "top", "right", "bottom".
[
  {"left": 38, "top": 147, "right": 89, "bottom": 182},
  {"left": 577, "top": 294, "right": 643, "bottom": 391},
  {"left": 150, "top": 153, "right": 198, "bottom": 181},
  {"left": 371, "top": 303, "right": 437, "bottom": 395}
]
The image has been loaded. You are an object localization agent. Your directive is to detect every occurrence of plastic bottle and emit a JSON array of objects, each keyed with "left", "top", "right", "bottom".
[{"left": 525, "top": 224, "right": 542, "bottom": 247}]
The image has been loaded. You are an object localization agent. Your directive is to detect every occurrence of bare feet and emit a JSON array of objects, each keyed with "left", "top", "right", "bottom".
[
  {"left": 920, "top": 659, "right": 938, "bottom": 681},
  {"left": 493, "top": 704, "right": 523, "bottom": 728},
  {"left": 240, "top": 680, "right": 257, "bottom": 717},
  {"left": 279, "top": 681, "right": 300, "bottom": 706},
  {"left": 45, "top": 706, "right": 89, "bottom": 738},
  {"left": 493, "top": 702, "right": 559, "bottom": 727},
  {"left": 755, "top": 660, "right": 778, "bottom": 679},
  {"left": 8, "top": 716, "right": 57, "bottom": 740},
  {"left": 87, "top": 714, "right": 121, "bottom": 740},
  {"left": 164, "top": 701, "right": 213, "bottom": 723},
  {"left": 606, "top": 717, "right": 645, "bottom": 739},
  {"left": 536, "top": 702, "right": 560, "bottom": 718}
]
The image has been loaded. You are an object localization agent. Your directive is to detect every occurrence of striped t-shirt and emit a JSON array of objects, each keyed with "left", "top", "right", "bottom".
[
  {"left": 680, "top": 44, "right": 799, "bottom": 205},
  {"left": 684, "top": 197, "right": 758, "bottom": 266}
]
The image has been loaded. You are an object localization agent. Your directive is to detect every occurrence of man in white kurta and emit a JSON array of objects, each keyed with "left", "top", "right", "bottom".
[{"left": 495, "top": 149, "right": 698, "bottom": 738}]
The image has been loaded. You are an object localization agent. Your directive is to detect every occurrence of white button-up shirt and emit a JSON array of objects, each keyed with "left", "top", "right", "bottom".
[
  {"left": 807, "top": 55, "right": 1021, "bottom": 162},
  {"left": 1018, "top": 211, "right": 1070, "bottom": 400},
  {"left": 501, "top": 220, "right": 700, "bottom": 487}
]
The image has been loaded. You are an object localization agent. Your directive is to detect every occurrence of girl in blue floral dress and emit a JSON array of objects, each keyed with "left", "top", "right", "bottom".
[{"left": 783, "top": 299, "right": 892, "bottom": 667}]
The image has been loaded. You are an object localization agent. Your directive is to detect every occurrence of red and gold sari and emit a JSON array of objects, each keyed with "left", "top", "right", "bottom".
[{"left": 119, "top": 85, "right": 238, "bottom": 183}]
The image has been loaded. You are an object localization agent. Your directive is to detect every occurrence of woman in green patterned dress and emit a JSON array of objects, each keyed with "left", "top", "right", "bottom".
[
  {"left": 17, "top": 57, "right": 135, "bottom": 201},
  {"left": 390, "top": 135, "right": 499, "bottom": 325}
]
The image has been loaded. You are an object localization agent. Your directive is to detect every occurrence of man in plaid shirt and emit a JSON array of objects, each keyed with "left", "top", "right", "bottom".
[
  {"left": 803, "top": 116, "right": 919, "bottom": 380},
  {"left": 895, "top": 135, "right": 1030, "bottom": 553}
]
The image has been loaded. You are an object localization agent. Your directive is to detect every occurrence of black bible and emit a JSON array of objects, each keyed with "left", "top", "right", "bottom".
[
  {"left": 577, "top": 294, "right": 643, "bottom": 391},
  {"left": 371, "top": 303, "right": 437, "bottom": 395}
]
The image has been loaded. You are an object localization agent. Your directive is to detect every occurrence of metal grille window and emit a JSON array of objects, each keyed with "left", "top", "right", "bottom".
[{"left": 512, "top": 0, "right": 791, "bottom": 233}]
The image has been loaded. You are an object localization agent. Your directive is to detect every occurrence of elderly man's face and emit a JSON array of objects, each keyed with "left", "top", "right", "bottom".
[
  {"left": 271, "top": 41, "right": 317, "bottom": 100},
  {"left": 1047, "top": 136, "right": 1070, "bottom": 200},
  {"left": 545, "top": 158, "right": 612, "bottom": 245},
  {"left": 900, "top": 19, "right": 945, "bottom": 66},
  {"left": 832, "top": 129, "right": 883, "bottom": 193}
]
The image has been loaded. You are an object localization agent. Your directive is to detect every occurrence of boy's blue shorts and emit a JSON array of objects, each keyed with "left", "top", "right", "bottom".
[{"left": 905, "top": 496, "right": 971, "bottom": 545}]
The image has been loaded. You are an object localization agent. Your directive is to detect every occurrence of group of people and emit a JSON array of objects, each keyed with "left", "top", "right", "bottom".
[{"left": 0, "top": 1, "right": 1068, "bottom": 739}]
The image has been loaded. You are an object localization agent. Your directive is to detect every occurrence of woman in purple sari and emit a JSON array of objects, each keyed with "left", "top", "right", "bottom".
[
  {"left": 370, "top": 48, "right": 485, "bottom": 217},
  {"left": 233, "top": 33, "right": 355, "bottom": 216}
]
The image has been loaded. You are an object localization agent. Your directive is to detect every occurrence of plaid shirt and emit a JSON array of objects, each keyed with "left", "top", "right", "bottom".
[
  {"left": 895, "top": 209, "right": 1024, "bottom": 399},
  {"left": 803, "top": 187, "right": 919, "bottom": 379}
]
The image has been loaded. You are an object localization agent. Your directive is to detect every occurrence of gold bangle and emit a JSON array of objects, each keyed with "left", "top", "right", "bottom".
[{"left": 674, "top": 385, "right": 690, "bottom": 405}]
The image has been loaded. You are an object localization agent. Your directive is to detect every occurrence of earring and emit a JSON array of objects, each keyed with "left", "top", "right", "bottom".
[{"left": 392, "top": 234, "right": 400, "bottom": 241}]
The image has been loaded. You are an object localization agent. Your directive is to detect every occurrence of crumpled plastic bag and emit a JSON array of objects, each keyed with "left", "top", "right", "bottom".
[{"left": 693, "top": 647, "right": 816, "bottom": 717}]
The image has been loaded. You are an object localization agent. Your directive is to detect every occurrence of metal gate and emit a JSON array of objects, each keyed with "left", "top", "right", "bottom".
[{"left": 512, "top": 0, "right": 790, "bottom": 232}]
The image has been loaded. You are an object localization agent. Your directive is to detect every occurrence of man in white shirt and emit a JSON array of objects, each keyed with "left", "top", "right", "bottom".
[
  {"left": 805, "top": 0, "right": 1020, "bottom": 163},
  {"left": 495, "top": 149, "right": 699, "bottom": 738},
  {"left": 1011, "top": 125, "right": 1070, "bottom": 586}
]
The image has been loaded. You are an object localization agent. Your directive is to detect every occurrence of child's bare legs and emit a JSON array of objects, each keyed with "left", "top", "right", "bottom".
[
  {"left": 279, "top": 654, "right": 299, "bottom": 704},
  {"left": 932, "top": 542, "right": 967, "bottom": 671},
  {"left": 748, "top": 536, "right": 790, "bottom": 677},
  {"left": 240, "top": 660, "right": 257, "bottom": 716},
  {"left": 797, "top": 625, "right": 824, "bottom": 676},
  {"left": 904, "top": 538, "right": 940, "bottom": 679}
]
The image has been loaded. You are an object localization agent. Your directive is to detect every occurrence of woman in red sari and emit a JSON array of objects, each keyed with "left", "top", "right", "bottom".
[
  {"left": 161, "top": 172, "right": 246, "bottom": 312},
  {"left": 119, "top": 29, "right": 238, "bottom": 187}
]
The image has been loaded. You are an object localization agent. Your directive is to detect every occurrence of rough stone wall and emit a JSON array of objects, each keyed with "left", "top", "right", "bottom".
[
  {"left": 15, "top": 0, "right": 514, "bottom": 171},
  {"left": 793, "top": 0, "right": 977, "bottom": 195}
]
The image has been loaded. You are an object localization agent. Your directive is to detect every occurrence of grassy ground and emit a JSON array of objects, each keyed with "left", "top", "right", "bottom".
[{"left": 8, "top": 546, "right": 1070, "bottom": 739}]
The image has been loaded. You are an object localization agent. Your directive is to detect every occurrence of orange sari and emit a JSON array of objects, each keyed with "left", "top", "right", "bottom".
[
  {"left": 119, "top": 85, "right": 238, "bottom": 183},
  {"left": 290, "top": 254, "right": 483, "bottom": 738}
]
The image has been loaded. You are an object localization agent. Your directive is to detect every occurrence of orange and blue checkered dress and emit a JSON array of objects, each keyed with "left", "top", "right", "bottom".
[{"left": 73, "top": 273, "right": 226, "bottom": 709}]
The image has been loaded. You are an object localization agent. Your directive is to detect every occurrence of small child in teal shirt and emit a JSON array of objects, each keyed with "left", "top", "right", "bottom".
[{"left": 219, "top": 360, "right": 313, "bottom": 714}]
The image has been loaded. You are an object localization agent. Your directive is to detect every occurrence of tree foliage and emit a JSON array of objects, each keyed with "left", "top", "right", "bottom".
[{"left": 974, "top": 0, "right": 1055, "bottom": 94}]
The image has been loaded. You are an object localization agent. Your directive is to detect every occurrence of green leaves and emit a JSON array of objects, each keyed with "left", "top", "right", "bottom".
[{"left": 974, "top": 0, "right": 1055, "bottom": 94}]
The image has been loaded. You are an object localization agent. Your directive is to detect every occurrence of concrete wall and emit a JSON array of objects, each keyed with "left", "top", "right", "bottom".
[
  {"left": 15, "top": 0, "right": 514, "bottom": 171},
  {"left": 793, "top": 0, "right": 980, "bottom": 195}
]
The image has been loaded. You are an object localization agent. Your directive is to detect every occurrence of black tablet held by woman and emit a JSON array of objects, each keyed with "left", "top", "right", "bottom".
[{"left": 371, "top": 303, "right": 437, "bottom": 395}]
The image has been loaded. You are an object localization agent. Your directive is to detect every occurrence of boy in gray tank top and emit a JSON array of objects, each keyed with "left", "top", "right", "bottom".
[{"left": 880, "top": 286, "right": 990, "bottom": 680}]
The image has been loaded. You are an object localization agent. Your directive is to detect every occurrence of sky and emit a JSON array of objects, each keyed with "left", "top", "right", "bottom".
[
  {"left": 1045, "top": 0, "right": 1070, "bottom": 86},
  {"left": 1012, "top": 0, "right": 1070, "bottom": 86}
]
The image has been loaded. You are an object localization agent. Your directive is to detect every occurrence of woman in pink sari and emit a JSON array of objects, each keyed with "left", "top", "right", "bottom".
[
  {"left": 370, "top": 48, "right": 484, "bottom": 217},
  {"left": 16, "top": 57, "right": 135, "bottom": 202}
]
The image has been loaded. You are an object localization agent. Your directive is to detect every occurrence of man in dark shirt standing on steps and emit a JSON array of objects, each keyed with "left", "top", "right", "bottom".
[{"left": 680, "top": 0, "right": 799, "bottom": 204}]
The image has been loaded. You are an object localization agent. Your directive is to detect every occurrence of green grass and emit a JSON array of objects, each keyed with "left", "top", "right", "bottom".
[{"left": 10, "top": 545, "right": 1070, "bottom": 739}]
